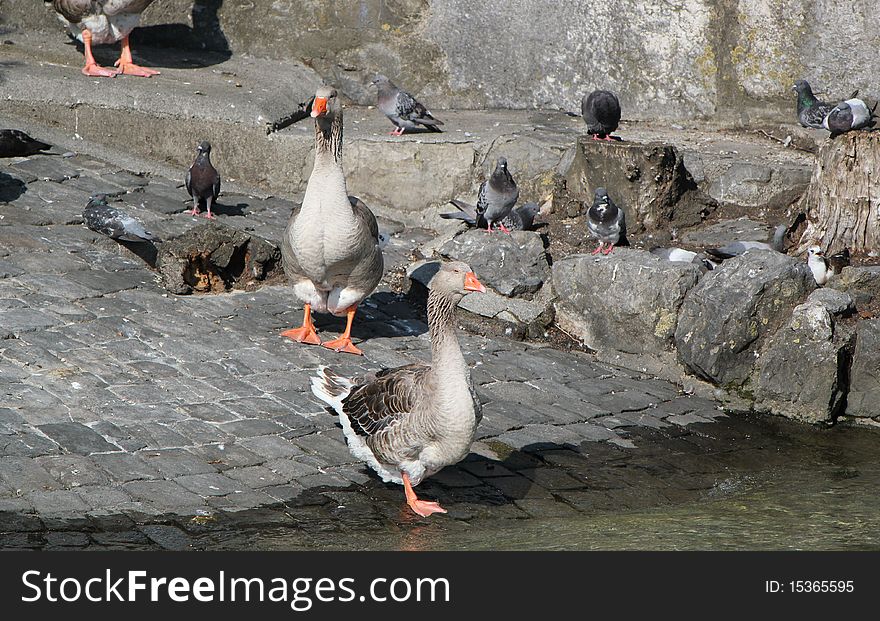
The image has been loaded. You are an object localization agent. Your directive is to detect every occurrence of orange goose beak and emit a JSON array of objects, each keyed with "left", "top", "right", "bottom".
[
  {"left": 311, "top": 97, "right": 328, "bottom": 118},
  {"left": 464, "top": 272, "right": 486, "bottom": 293}
]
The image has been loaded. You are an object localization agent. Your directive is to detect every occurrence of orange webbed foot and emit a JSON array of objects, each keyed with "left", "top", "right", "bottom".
[
  {"left": 321, "top": 336, "right": 363, "bottom": 356},
  {"left": 281, "top": 326, "right": 321, "bottom": 345},
  {"left": 82, "top": 63, "right": 119, "bottom": 78},
  {"left": 408, "top": 498, "right": 447, "bottom": 517},
  {"left": 114, "top": 60, "right": 160, "bottom": 77}
]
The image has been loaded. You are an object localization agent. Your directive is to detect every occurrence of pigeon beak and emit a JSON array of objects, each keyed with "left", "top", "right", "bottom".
[
  {"left": 311, "top": 97, "right": 328, "bottom": 118},
  {"left": 464, "top": 272, "right": 486, "bottom": 293}
]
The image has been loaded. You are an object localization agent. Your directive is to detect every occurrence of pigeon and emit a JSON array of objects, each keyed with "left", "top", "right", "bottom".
[
  {"left": 581, "top": 90, "right": 621, "bottom": 141},
  {"left": 807, "top": 246, "right": 835, "bottom": 286},
  {"left": 372, "top": 75, "right": 443, "bottom": 135},
  {"left": 472, "top": 157, "right": 520, "bottom": 233},
  {"left": 83, "top": 195, "right": 160, "bottom": 242},
  {"left": 0, "top": 129, "right": 51, "bottom": 158},
  {"left": 185, "top": 140, "right": 221, "bottom": 219},
  {"left": 704, "top": 224, "right": 788, "bottom": 260},
  {"left": 823, "top": 99, "right": 877, "bottom": 137},
  {"left": 791, "top": 80, "right": 859, "bottom": 129},
  {"left": 441, "top": 200, "right": 540, "bottom": 231},
  {"left": 650, "top": 247, "right": 717, "bottom": 272},
  {"left": 51, "top": 1, "right": 159, "bottom": 78},
  {"left": 587, "top": 187, "right": 626, "bottom": 255}
]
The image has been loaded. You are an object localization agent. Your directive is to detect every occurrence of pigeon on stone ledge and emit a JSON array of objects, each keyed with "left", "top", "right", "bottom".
[
  {"left": 792, "top": 80, "right": 858, "bottom": 129},
  {"left": 372, "top": 75, "right": 444, "bottom": 135},
  {"left": 581, "top": 90, "right": 621, "bottom": 141},
  {"left": 0, "top": 129, "right": 51, "bottom": 158},
  {"left": 185, "top": 140, "right": 221, "bottom": 219},
  {"left": 83, "top": 195, "right": 160, "bottom": 243},
  {"left": 823, "top": 99, "right": 877, "bottom": 137},
  {"left": 587, "top": 187, "right": 626, "bottom": 255},
  {"left": 704, "top": 224, "right": 787, "bottom": 260}
]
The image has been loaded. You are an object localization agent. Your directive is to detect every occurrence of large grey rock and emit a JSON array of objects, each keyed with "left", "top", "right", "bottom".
[
  {"left": 753, "top": 299, "right": 854, "bottom": 424},
  {"left": 846, "top": 320, "right": 880, "bottom": 419},
  {"left": 552, "top": 249, "right": 701, "bottom": 355},
  {"left": 438, "top": 230, "right": 550, "bottom": 298},
  {"left": 705, "top": 163, "right": 810, "bottom": 209},
  {"left": 675, "top": 251, "right": 815, "bottom": 386},
  {"left": 827, "top": 266, "right": 880, "bottom": 309},
  {"left": 681, "top": 218, "right": 775, "bottom": 247}
]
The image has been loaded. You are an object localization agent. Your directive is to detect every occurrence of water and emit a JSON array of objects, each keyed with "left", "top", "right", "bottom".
[{"left": 198, "top": 415, "right": 880, "bottom": 551}]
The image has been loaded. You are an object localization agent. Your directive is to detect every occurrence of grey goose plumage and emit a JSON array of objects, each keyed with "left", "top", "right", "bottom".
[{"left": 310, "top": 261, "right": 485, "bottom": 517}]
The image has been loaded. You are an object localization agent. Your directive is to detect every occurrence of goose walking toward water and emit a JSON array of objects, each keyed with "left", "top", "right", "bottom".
[
  {"left": 280, "top": 86, "right": 384, "bottom": 355},
  {"left": 311, "top": 262, "right": 486, "bottom": 517}
]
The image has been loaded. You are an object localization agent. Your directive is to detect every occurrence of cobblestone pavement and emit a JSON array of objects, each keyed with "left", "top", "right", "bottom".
[{"left": 0, "top": 147, "right": 744, "bottom": 549}]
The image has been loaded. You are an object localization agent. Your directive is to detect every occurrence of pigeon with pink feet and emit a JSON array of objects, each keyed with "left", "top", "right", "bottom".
[
  {"left": 587, "top": 187, "right": 626, "bottom": 255},
  {"left": 372, "top": 75, "right": 444, "bottom": 135},
  {"left": 582, "top": 90, "right": 621, "bottom": 141},
  {"left": 185, "top": 141, "right": 221, "bottom": 219},
  {"left": 475, "top": 157, "right": 519, "bottom": 234}
]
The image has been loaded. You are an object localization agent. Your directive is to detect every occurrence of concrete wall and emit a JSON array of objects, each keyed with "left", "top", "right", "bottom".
[{"left": 3, "top": 1, "right": 877, "bottom": 120}]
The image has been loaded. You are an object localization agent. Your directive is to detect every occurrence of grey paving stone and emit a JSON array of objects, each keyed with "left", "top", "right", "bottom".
[
  {"left": 217, "top": 418, "right": 288, "bottom": 438},
  {"left": 485, "top": 475, "right": 555, "bottom": 500},
  {"left": 238, "top": 434, "right": 304, "bottom": 460},
  {"left": 264, "top": 458, "right": 319, "bottom": 479},
  {"left": 136, "top": 449, "right": 217, "bottom": 478},
  {"left": 75, "top": 486, "right": 134, "bottom": 511},
  {"left": 177, "top": 402, "right": 240, "bottom": 423},
  {"left": 224, "top": 465, "right": 288, "bottom": 488},
  {"left": 0, "top": 456, "right": 61, "bottom": 491},
  {"left": 188, "top": 443, "right": 265, "bottom": 470},
  {"left": 140, "top": 524, "right": 194, "bottom": 551},
  {"left": 27, "top": 489, "right": 90, "bottom": 515},
  {"left": 91, "top": 452, "right": 161, "bottom": 482},
  {"left": 45, "top": 531, "right": 90, "bottom": 548},
  {"left": 123, "top": 480, "right": 207, "bottom": 513},
  {"left": 175, "top": 473, "right": 243, "bottom": 496},
  {"left": 667, "top": 413, "right": 714, "bottom": 426},
  {"left": 36, "top": 422, "right": 120, "bottom": 454},
  {"left": 290, "top": 433, "right": 354, "bottom": 465},
  {"left": 171, "top": 419, "right": 234, "bottom": 445},
  {"left": 35, "top": 455, "right": 111, "bottom": 488}
]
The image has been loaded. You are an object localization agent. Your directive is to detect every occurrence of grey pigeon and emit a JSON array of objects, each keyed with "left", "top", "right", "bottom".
[
  {"left": 792, "top": 80, "right": 858, "bottom": 129},
  {"left": 185, "top": 140, "right": 221, "bottom": 219},
  {"left": 650, "top": 247, "right": 716, "bottom": 273},
  {"left": 372, "top": 75, "right": 443, "bottom": 135},
  {"left": 473, "top": 157, "right": 519, "bottom": 233},
  {"left": 441, "top": 200, "right": 539, "bottom": 231},
  {"left": 581, "top": 90, "right": 621, "bottom": 141},
  {"left": 0, "top": 129, "right": 51, "bottom": 158},
  {"left": 705, "top": 224, "right": 787, "bottom": 260},
  {"left": 83, "top": 195, "right": 160, "bottom": 243},
  {"left": 823, "top": 99, "right": 877, "bottom": 137},
  {"left": 587, "top": 188, "right": 626, "bottom": 255}
]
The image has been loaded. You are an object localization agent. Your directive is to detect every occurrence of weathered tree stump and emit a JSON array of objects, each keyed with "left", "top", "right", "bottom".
[
  {"left": 797, "top": 132, "right": 880, "bottom": 256},
  {"left": 560, "top": 137, "right": 712, "bottom": 233}
]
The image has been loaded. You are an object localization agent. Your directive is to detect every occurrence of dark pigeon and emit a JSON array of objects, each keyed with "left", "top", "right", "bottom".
[
  {"left": 823, "top": 99, "right": 877, "bottom": 137},
  {"left": 372, "top": 75, "right": 443, "bottom": 135},
  {"left": 0, "top": 129, "right": 51, "bottom": 158},
  {"left": 83, "top": 195, "right": 160, "bottom": 243},
  {"left": 587, "top": 187, "right": 626, "bottom": 255},
  {"left": 185, "top": 140, "right": 221, "bottom": 219},
  {"left": 441, "top": 200, "right": 540, "bottom": 231},
  {"left": 474, "top": 157, "right": 519, "bottom": 233},
  {"left": 792, "top": 80, "right": 859, "bottom": 129},
  {"left": 581, "top": 90, "right": 621, "bottom": 141},
  {"left": 705, "top": 224, "right": 787, "bottom": 260}
]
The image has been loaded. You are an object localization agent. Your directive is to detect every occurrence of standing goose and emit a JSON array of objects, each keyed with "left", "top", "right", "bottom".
[
  {"left": 311, "top": 261, "right": 486, "bottom": 517},
  {"left": 51, "top": 1, "right": 159, "bottom": 78},
  {"left": 281, "top": 86, "right": 384, "bottom": 355}
]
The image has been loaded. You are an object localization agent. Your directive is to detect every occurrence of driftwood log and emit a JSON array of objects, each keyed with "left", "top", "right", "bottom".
[{"left": 797, "top": 132, "right": 880, "bottom": 255}]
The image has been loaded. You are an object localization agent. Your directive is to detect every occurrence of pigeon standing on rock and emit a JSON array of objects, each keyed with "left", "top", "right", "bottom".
[
  {"left": 185, "top": 141, "right": 221, "bottom": 219},
  {"left": 0, "top": 129, "right": 51, "bottom": 158},
  {"left": 791, "top": 80, "right": 859, "bottom": 129},
  {"left": 83, "top": 194, "right": 160, "bottom": 242},
  {"left": 581, "top": 90, "right": 621, "bottom": 141},
  {"left": 823, "top": 99, "right": 877, "bottom": 137},
  {"left": 587, "top": 187, "right": 626, "bottom": 255},
  {"left": 51, "top": 0, "right": 159, "bottom": 77},
  {"left": 474, "top": 157, "right": 519, "bottom": 233},
  {"left": 704, "top": 224, "right": 787, "bottom": 260},
  {"left": 441, "top": 200, "right": 539, "bottom": 231},
  {"left": 372, "top": 75, "right": 444, "bottom": 135}
]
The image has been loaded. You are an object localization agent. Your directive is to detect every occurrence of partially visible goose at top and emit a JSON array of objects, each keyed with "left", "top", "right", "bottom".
[
  {"left": 0, "top": 129, "right": 51, "bottom": 158},
  {"left": 281, "top": 86, "right": 384, "bottom": 355},
  {"left": 581, "top": 90, "right": 621, "bottom": 141},
  {"left": 372, "top": 75, "right": 444, "bottom": 136},
  {"left": 51, "top": 0, "right": 159, "bottom": 77},
  {"left": 311, "top": 261, "right": 486, "bottom": 517}
]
